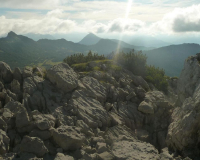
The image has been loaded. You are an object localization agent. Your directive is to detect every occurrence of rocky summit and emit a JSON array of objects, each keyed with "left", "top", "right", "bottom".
[{"left": 0, "top": 55, "right": 200, "bottom": 160}]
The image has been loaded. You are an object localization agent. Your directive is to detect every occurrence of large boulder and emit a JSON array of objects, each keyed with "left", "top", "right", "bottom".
[
  {"left": 51, "top": 125, "right": 85, "bottom": 151},
  {"left": 138, "top": 101, "right": 154, "bottom": 114},
  {"left": 111, "top": 140, "right": 160, "bottom": 160},
  {"left": 0, "top": 62, "right": 13, "bottom": 83},
  {"left": 19, "top": 136, "right": 48, "bottom": 157},
  {"left": 47, "top": 63, "right": 78, "bottom": 92}
]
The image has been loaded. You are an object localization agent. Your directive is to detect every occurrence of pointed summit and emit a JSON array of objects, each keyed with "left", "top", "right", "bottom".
[
  {"left": 7, "top": 31, "right": 17, "bottom": 38},
  {"left": 79, "top": 33, "right": 101, "bottom": 45}
]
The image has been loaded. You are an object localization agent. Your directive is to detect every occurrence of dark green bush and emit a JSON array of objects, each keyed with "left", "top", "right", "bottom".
[
  {"left": 113, "top": 50, "right": 147, "bottom": 77},
  {"left": 145, "top": 65, "right": 168, "bottom": 92},
  {"left": 63, "top": 51, "right": 105, "bottom": 66}
]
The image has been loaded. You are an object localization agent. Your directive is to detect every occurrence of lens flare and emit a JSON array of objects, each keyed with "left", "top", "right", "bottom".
[{"left": 116, "top": 0, "right": 133, "bottom": 54}]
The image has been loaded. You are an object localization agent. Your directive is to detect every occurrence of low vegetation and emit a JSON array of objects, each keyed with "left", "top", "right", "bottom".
[
  {"left": 63, "top": 51, "right": 105, "bottom": 66},
  {"left": 145, "top": 66, "right": 168, "bottom": 92},
  {"left": 113, "top": 50, "right": 147, "bottom": 77},
  {"left": 64, "top": 50, "right": 168, "bottom": 92}
]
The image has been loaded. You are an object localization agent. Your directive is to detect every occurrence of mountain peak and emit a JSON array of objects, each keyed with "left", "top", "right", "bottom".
[
  {"left": 7, "top": 31, "right": 17, "bottom": 38},
  {"left": 79, "top": 33, "right": 101, "bottom": 45}
]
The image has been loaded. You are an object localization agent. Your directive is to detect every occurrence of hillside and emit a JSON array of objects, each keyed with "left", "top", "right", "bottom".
[
  {"left": 0, "top": 32, "right": 147, "bottom": 69},
  {"left": 144, "top": 43, "right": 200, "bottom": 77}
]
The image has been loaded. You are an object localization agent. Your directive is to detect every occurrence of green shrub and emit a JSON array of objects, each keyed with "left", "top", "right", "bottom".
[
  {"left": 113, "top": 50, "right": 147, "bottom": 77},
  {"left": 63, "top": 51, "right": 105, "bottom": 66},
  {"left": 93, "top": 66, "right": 101, "bottom": 71},
  {"left": 145, "top": 65, "right": 168, "bottom": 92},
  {"left": 71, "top": 63, "right": 87, "bottom": 72}
]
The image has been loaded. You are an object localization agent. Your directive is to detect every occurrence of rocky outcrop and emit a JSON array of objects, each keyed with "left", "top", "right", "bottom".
[
  {"left": 19, "top": 136, "right": 48, "bottom": 157},
  {"left": 166, "top": 55, "right": 200, "bottom": 159},
  {"left": 51, "top": 125, "right": 85, "bottom": 150},
  {"left": 47, "top": 63, "right": 78, "bottom": 92},
  {"left": 0, "top": 61, "right": 13, "bottom": 83},
  {"left": 0, "top": 61, "right": 186, "bottom": 160}
]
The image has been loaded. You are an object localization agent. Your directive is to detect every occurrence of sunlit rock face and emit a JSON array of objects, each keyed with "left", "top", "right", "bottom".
[
  {"left": 0, "top": 60, "right": 193, "bottom": 160},
  {"left": 166, "top": 55, "right": 200, "bottom": 159}
]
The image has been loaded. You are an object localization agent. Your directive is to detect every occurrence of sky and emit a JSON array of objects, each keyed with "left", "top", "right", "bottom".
[{"left": 1, "top": 0, "right": 200, "bottom": 43}]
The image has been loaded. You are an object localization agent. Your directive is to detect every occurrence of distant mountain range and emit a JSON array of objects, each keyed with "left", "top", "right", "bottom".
[
  {"left": 125, "top": 36, "right": 171, "bottom": 48},
  {"left": 144, "top": 43, "right": 200, "bottom": 77},
  {"left": 1, "top": 31, "right": 200, "bottom": 77},
  {"left": 79, "top": 33, "right": 151, "bottom": 50},
  {"left": 0, "top": 32, "right": 146, "bottom": 69},
  {"left": 24, "top": 33, "right": 55, "bottom": 41}
]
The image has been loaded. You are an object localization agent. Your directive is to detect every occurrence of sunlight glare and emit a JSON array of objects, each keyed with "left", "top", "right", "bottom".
[{"left": 116, "top": 0, "right": 133, "bottom": 55}]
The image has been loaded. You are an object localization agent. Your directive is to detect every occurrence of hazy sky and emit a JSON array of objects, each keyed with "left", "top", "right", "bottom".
[{"left": 0, "top": 0, "right": 200, "bottom": 43}]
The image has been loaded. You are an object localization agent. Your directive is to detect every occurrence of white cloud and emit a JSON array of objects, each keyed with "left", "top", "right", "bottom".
[{"left": 1, "top": 4, "right": 200, "bottom": 37}]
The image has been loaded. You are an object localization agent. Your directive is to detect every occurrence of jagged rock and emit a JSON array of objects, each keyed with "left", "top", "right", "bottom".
[
  {"left": 0, "top": 117, "right": 7, "bottom": 131},
  {"left": 47, "top": 63, "right": 78, "bottom": 92},
  {"left": 126, "top": 91, "right": 136, "bottom": 101},
  {"left": 54, "top": 153, "right": 74, "bottom": 160},
  {"left": 135, "top": 129, "right": 150, "bottom": 142},
  {"left": 104, "top": 102, "right": 113, "bottom": 111},
  {"left": 4, "top": 101, "right": 23, "bottom": 116},
  {"left": 0, "top": 61, "right": 13, "bottom": 83},
  {"left": 81, "top": 76, "right": 107, "bottom": 103},
  {"left": 69, "top": 96, "right": 112, "bottom": 129},
  {"left": 96, "top": 142, "right": 109, "bottom": 154},
  {"left": 29, "top": 129, "right": 52, "bottom": 140},
  {"left": 138, "top": 101, "right": 154, "bottom": 114},
  {"left": 0, "top": 81, "right": 4, "bottom": 91},
  {"left": 7, "top": 129, "right": 21, "bottom": 148},
  {"left": 1, "top": 153, "right": 17, "bottom": 160},
  {"left": 23, "top": 76, "right": 43, "bottom": 95},
  {"left": 32, "top": 113, "right": 55, "bottom": 130},
  {"left": 10, "top": 79, "right": 21, "bottom": 95},
  {"left": 0, "top": 129, "right": 10, "bottom": 155},
  {"left": 33, "top": 67, "right": 43, "bottom": 77},
  {"left": 0, "top": 101, "right": 2, "bottom": 109},
  {"left": 105, "top": 125, "right": 136, "bottom": 145},
  {"left": 135, "top": 86, "right": 146, "bottom": 99},
  {"left": 16, "top": 106, "right": 30, "bottom": 128},
  {"left": 22, "top": 66, "right": 33, "bottom": 79},
  {"left": 115, "top": 102, "right": 144, "bottom": 130},
  {"left": 19, "top": 136, "right": 48, "bottom": 157},
  {"left": 51, "top": 125, "right": 85, "bottom": 150},
  {"left": 17, "top": 152, "right": 43, "bottom": 160},
  {"left": 76, "top": 120, "right": 94, "bottom": 136},
  {"left": 132, "top": 75, "right": 150, "bottom": 91},
  {"left": 97, "top": 152, "right": 114, "bottom": 160},
  {"left": 6, "top": 90, "right": 17, "bottom": 101},
  {"left": 13, "top": 67, "right": 22, "bottom": 84},
  {"left": 44, "top": 140, "right": 57, "bottom": 155},
  {"left": 111, "top": 140, "right": 160, "bottom": 160},
  {"left": 165, "top": 56, "right": 200, "bottom": 159}
]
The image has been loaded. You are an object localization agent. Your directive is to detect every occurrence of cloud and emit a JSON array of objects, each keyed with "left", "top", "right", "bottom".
[
  {"left": 147, "top": 4, "right": 200, "bottom": 34},
  {"left": 0, "top": 10, "right": 77, "bottom": 36},
  {"left": 1, "top": 4, "right": 200, "bottom": 37},
  {"left": 108, "top": 18, "right": 145, "bottom": 33},
  {"left": 171, "top": 5, "right": 200, "bottom": 32}
]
